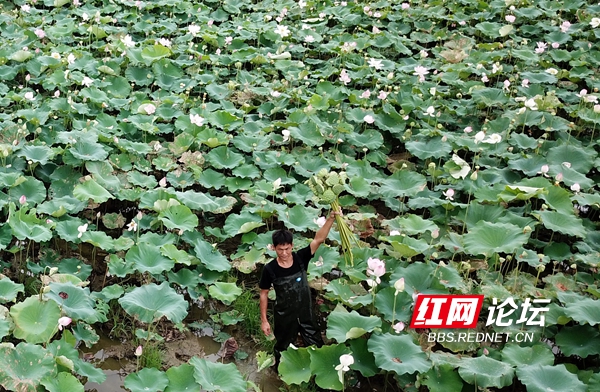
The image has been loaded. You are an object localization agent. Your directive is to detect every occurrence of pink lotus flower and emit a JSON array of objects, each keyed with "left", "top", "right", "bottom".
[
  {"left": 135, "top": 345, "right": 143, "bottom": 356},
  {"left": 34, "top": 29, "right": 45, "bottom": 39},
  {"left": 19, "top": 195, "right": 26, "bottom": 205},
  {"left": 393, "top": 321, "right": 405, "bottom": 333},
  {"left": 363, "top": 115, "right": 375, "bottom": 124},
  {"left": 443, "top": 188, "right": 455, "bottom": 200},
  {"left": 367, "top": 257, "right": 386, "bottom": 285},
  {"left": 58, "top": 317, "right": 72, "bottom": 330},
  {"left": 505, "top": 15, "right": 515, "bottom": 23}
]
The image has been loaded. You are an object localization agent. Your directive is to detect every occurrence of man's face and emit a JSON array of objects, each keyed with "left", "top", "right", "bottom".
[{"left": 274, "top": 243, "right": 293, "bottom": 262}]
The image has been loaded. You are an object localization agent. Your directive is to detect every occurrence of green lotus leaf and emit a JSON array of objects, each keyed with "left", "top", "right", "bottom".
[
  {"left": 279, "top": 347, "right": 312, "bottom": 385},
  {"left": 231, "top": 247, "right": 266, "bottom": 274},
  {"left": 347, "top": 337, "right": 378, "bottom": 378},
  {"left": 165, "top": 363, "right": 199, "bottom": 392},
  {"left": 463, "top": 221, "right": 530, "bottom": 257},
  {"left": 73, "top": 179, "right": 114, "bottom": 203},
  {"left": 378, "top": 170, "right": 427, "bottom": 198},
  {"left": 10, "top": 50, "right": 33, "bottom": 62},
  {"left": 8, "top": 203, "right": 52, "bottom": 242},
  {"left": 161, "top": 244, "right": 194, "bottom": 266},
  {"left": 10, "top": 296, "right": 61, "bottom": 344},
  {"left": 8, "top": 176, "right": 47, "bottom": 206},
  {"left": 125, "top": 367, "right": 169, "bottom": 392},
  {"left": 389, "top": 262, "right": 436, "bottom": 296},
  {"left": 126, "top": 243, "right": 175, "bottom": 275},
  {"left": 92, "top": 284, "right": 124, "bottom": 302},
  {"left": 367, "top": 333, "right": 431, "bottom": 376},
  {"left": 346, "top": 177, "right": 372, "bottom": 198},
  {"left": 308, "top": 344, "right": 350, "bottom": 391},
  {"left": 81, "top": 231, "right": 115, "bottom": 251},
  {"left": 326, "top": 308, "right": 382, "bottom": 343},
  {"left": 208, "top": 282, "right": 242, "bottom": 305},
  {"left": 69, "top": 141, "right": 108, "bottom": 161},
  {"left": 223, "top": 211, "right": 264, "bottom": 237},
  {"left": 324, "top": 279, "right": 371, "bottom": 308},
  {"left": 516, "top": 364, "right": 586, "bottom": 392},
  {"left": 0, "top": 277, "right": 24, "bottom": 303},
  {"left": 374, "top": 288, "right": 414, "bottom": 323},
  {"left": 46, "top": 282, "right": 96, "bottom": 322},
  {"left": 422, "top": 364, "right": 464, "bottom": 392},
  {"left": 346, "top": 129, "right": 384, "bottom": 150},
  {"left": 555, "top": 325, "right": 600, "bottom": 358},
  {"left": 118, "top": 282, "right": 188, "bottom": 324},
  {"left": 501, "top": 344, "right": 554, "bottom": 367},
  {"left": 557, "top": 291, "right": 600, "bottom": 325},
  {"left": 0, "top": 343, "right": 56, "bottom": 391},
  {"left": 41, "top": 372, "right": 84, "bottom": 392},
  {"left": 0, "top": 224, "right": 9, "bottom": 251},
  {"left": 190, "top": 357, "right": 246, "bottom": 392},
  {"left": 17, "top": 144, "right": 53, "bottom": 165},
  {"left": 547, "top": 144, "right": 596, "bottom": 173},
  {"left": 207, "top": 110, "right": 243, "bottom": 130},
  {"left": 459, "top": 203, "right": 505, "bottom": 228},
  {"left": 537, "top": 210, "right": 586, "bottom": 238},
  {"left": 471, "top": 87, "right": 510, "bottom": 106},
  {"left": 141, "top": 45, "right": 172, "bottom": 64},
  {"left": 390, "top": 236, "right": 429, "bottom": 258},
  {"left": 205, "top": 146, "right": 245, "bottom": 169},
  {"left": 185, "top": 236, "right": 231, "bottom": 272},
  {"left": 383, "top": 214, "right": 438, "bottom": 235},
  {"left": 278, "top": 205, "right": 320, "bottom": 232},
  {"left": 38, "top": 196, "right": 86, "bottom": 217},
  {"left": 458, "top": 356, "right": 514, "bottom": 388},
  {"left": 72, "top": 322, "right": 100, "bottom": 348},
  {"left": 405, "top": 137, "right": 452, "bottom": 160},
  {"left": 232, "top": 164, "right": 261, "bottom": 179},
  {"left": 159, "top": 205, "right": 198, "bottom": 232}
]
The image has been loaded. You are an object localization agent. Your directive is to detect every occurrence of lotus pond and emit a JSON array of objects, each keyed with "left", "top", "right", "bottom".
[{"left": 0, "top": 0, "right": 599, "bottom": 390}]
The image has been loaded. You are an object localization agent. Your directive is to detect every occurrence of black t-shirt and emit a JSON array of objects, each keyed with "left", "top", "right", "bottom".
[{"left": 259, "top": 245, "right": 313, "bottom": 290}]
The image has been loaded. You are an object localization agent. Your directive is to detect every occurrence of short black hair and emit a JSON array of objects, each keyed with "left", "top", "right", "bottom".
[{"left": 272, "top": 230, "right": 293, "bottom": 247}]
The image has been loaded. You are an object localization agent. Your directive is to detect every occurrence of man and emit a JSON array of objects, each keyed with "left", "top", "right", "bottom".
[{"left": 259, "top": 211, "right": 339, "bottom": 366}]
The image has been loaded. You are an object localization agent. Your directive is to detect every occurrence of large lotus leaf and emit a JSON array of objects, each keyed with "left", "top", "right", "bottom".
[
  {"left": 555, "top": 325, "right": 600, "bottom": 358},
  {"left": 537, "top": 210, "right": 586, "bottom": 238},
  {"left": 390, "top": 236, "right": 430, "bottom": 258},
  {"left": 501, "top": 344, "right": 554, "bottom": 367},
  {"left": 463, "top": 221, "right": 530, "bottom": 257},
  {"left": 0, "top": 277, "right": 24, "bottom": 303},
  {"left": 383, "top": 214, "right": 438, "bottom": 235},
  {"left": 0, "top": 343, "right": 56, "bottom": 392},
  {"left": 458, "top": 356, "right": 514, "bottom": 388},
  {"left": 308, "top": 344, "right": 350, "bottom": 391},
  {"left": 159, "top": 205, "right": 198, "bottom": 232},
  {"left": 46, "top": 282, "right": 96, "bottom": 322},
  {"left": 389, "top": 262, "right": 436, "bottom": 296},
  {"left": 557, "top": 291, "right": 600, "bottom": 325},
  {"left": 208, "top": 282, "right": 242, "bottom": 305},
  {"left": 326, "top": 309, "right": 382, "bottom": 343},
  {"left": 547, "top": 144, "right": 596, "bottom": 173},
  {"left": 347, "top": 337, "right": 379, "bottom": 378},
  {"left": 374, "top": 287, "right": 414, "bottom": 323},
  {"left": 231, "top": 246, "right": 266, "bottom": 274},
  {"left": 69, "top": 140, "right": 108, "bottom": 161},
  {"left": 223, "top": 211, "right": 264, "bottom": 237},
  {"left": 125, "top": 367, "right": 169, "bottom": 392},
  {"left": 422, "top": 364, "right": 464, "bottom": 392},
  {"left": 118, "top": 282, "right": 188, "bottom": 324},
  {"left": 187, "top": 236, "right": 231, "bottom": 272},
  {"left": 10, "top": 296, "right": 61, "bottom": 343},
  {"left": 165, "top": 363, "right": 199, "bottom": 392},
  {"left": 8, "top": 204, "right": 52, "bottom": 242},
  {"left": 540, "top": 185, "right": 573, "bottom": 215},
  {"left": 189, "top": 357, "right": 246, "bottom": 392},
  {"left": 279, "top": 347, "right": 312, "bottom": 385},
  {"left": 367, "top": 333, "right": 431, "bottom": 376},
  {"left": 176, "top": 190, "right": 235, "bottom": 213},
  {"left": 207, "top": 111, "right": 243, "bottom": 130},
  {"left": 346, "top": 129, "right": 384, "bottom": 149},
  {"left": 459, "top": 203, "right": 506, "bottom": 228},
  {"left": 41, "top": 372, "right": 84, "bottom": 392},
  {"left": 516, "top": 364, "right": 586, "bottom": 392},
  {"left": 205, "top": 146, "right": 244, "bottom": 169},
  {"left": 126, "top": 243, "right": 175, "bottom": 275},
  {"left": 277, "top": 204, "right": 321, "bottom": 232},
  {"left": 405, "top": 137, "right": 452, "bottom": 160},
  {"left": 0, "top": 224, "right": 10, "bottom": 251},
  {"left": 8, "top": 176, "right": 47, "bottom": 206},
  {"left": 378, "top": 171, "right": 427, "bottom": 198},
  {"left": 161, "top": 244, "right": 194, "bottom": 266},
  {"left": 81, "top": 231, "right": 115, "bottom": 251},
  {"left": 73, "top": 179, "right": 114, "bottom": 203},
  {"left": 141, "top": 45, "right": 171, "bottom": 64},
  {"left": 38, "top": 196, "right": 86, "bottom": 217}
]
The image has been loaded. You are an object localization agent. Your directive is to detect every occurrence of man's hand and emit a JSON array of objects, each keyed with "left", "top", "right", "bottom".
[{"left": 261, "top": 320, "right": 272, "bottom": 336}]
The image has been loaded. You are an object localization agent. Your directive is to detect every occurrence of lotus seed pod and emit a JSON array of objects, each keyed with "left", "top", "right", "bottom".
[
  {"left": 317, "top": 168, "right": 328, "bottom": 178},
  {"left": 332, "top": 184, "right": 345, "bottom": 195},
  {"left": 320, "top": 189, "right": 336, "bottom": 204},
  {"left": 326, "top": 172, "right": 340, "bottom": 186}
]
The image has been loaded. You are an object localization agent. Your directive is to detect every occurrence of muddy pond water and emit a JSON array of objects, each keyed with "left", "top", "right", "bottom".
[{"left": 81, "top": 326, "right": 282, "bottom": 391}]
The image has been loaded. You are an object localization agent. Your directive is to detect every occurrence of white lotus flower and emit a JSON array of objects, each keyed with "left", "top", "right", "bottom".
[
  {"left": 121, "top": 34, "right": 136, "bottom": 48},
  {"left": 274, "top": 24, "right": 290, "bottom": 38},
  {"left": 591, "top": 18, "right": 600, "bottom": 28},
  {"left": 413, "top": 65, "right": 429, "bottom": 82},
  {"left": 190, "top": 114, "right": 205, "bottom": 127},
  {"left": 314, "top": 216, "right": 327, "bottom": 228},
  {"left": 24, "top": 92, "right": 35, "bottom": 101},
  {"left": 363, "top": 114, "right": 375, "bottom": 124},
  {"left": 282, "top": 129, "right": 290, "bottom": 142},
  {"left": 368, "top": 58, "right": 383, "bottom": 70},
  {"left": 545, "top": 68, "right": 558, "bottom": 75},
  {"left": 67, "top": 53, "right": 76, "bottom": 64},
  {"left": 189, "top": 24, "right": 200, "bottom": 35},
  {"left": 159, "top": 177, "right": 167, "bottom": 187},
  {"left": 335, "top": 354, "right": 354, "bottom": 383},
  {"left": 474, "top": 131, "right": 486, "bottom": 144},
  {"left": 423, "top": 106, "right": 435, "bottom": 117},
  {"left": 273, "top": 177, "right": 282, "bottom": 190},
  {"left": 394, "top": 278, "right": 405, "bottom": 294},
  {"left": 81, "top": 76, "right": 93, "bottom": 87},
  {"left": 144, "top": 103, "right": 156, "bottom": 115},
  {"left": 483, "top": 133, "right": 502, "bottom": 144},
  {"left": 77, "top": 223, "right": 88, "bottom": 238},
  {"left": 127, "top": 220, "right": 137, "bottom": 232}
]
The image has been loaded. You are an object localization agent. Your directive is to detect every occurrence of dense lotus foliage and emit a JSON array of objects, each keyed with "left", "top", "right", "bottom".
[{"left": 0, "top": 0, "right": 599, "bottom": 390}]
